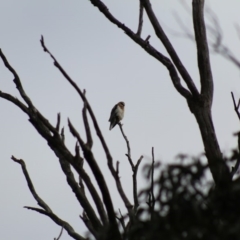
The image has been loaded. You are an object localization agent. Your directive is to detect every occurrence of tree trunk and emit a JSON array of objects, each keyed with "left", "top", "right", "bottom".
[{"left": 188, "top": 97, "right": 231, "bottom": 185}]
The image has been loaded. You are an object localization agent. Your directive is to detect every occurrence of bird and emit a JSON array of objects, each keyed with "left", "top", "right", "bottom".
[{"left": 109, "top": 102, "right": 125, "bottom": 130}]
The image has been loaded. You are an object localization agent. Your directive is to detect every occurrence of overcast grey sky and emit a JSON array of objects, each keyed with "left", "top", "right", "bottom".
[{"left": 0, "top": 0, "right": 240, "bottom": 239}]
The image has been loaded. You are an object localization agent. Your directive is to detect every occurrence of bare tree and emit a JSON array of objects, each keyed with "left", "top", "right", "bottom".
[
  {"left": 1, "top": 0, "right": 240, "bottom": 239},
  {"left": 88, "top": 0, "right": 232, "bottom": 185}
]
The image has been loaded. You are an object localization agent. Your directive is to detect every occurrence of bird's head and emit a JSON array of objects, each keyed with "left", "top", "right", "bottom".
[
  {"left": 118, "top": 102, "right": 125, "bottom": 109},
  {"left": 118, "top": 102, "right": 125, "bottom": 108}
]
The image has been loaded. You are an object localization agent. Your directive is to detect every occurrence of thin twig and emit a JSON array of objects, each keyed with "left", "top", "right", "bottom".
[
  {"left": 149, "top": 147, "right": 156, "bottom": 214},
  {"left": 231, "top": 92, "right": 240, "bottom": 178},
  {"left": 0, "top": 91, "right": 29, "bottom": 114},
  {"left": 145, "top": 35, "right": 151, "bottom": 42},
  {"left": 116, "top": 209, "right": 126, "bottom": 232},
  {"left": 54, "top": 227, "right": 64, "bottom": 240},
  {"left": 231, "top": 132, "right": 240, "bottom": 178},
  {"left": 80, "top": 212, "right": 98, "bottom": 239},
  {"left": 25, "top": 206, "right": 86, "bottom": 240},
  {"left": 60, "top": 127, "right": 65, "bottom": 142},
  {"left": 231, "top": 92, "right": 240, "bottom": 120},
  {"left": 0, "top": 49, "right": 35, "bottom": 109},
  {"left": 231, "top": 157, "right": 240, "bottom": 179},
  {"left": 118, "top": 123, "right": 143, "bottom": 212},
  {"left": 82, "top": 90, "right": 93, "bottom": 148},
  {"left": 133, "top": 156, "right": 143, "bottom": 213},
  {"left": 136, "top": 1, "right": 144, "bottom": 36},
  {"left": 118, "top": 123, "right": 134, "bottom": 169},
  {"left": 11, "top": 156, "right": 52, "bottom": 212},
  {"left": 56, "top": 113, "right": 61, "bottom": 132}
]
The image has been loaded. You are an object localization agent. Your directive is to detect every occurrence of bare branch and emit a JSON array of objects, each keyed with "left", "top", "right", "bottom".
[
  {"left": 88, "top": 0, "right": 192, "bottom": 99},
  {"left": 231, "top": 131, "right": 240, "bottom": 178},
  {"left": 149, "top": 147, "right": 156, "bottom": 213},
  {"left": 68, "top": 119, "right": 122, "bottom": 230},
  {"left": 40, "top": 37, "right": 125, "bottom": 238},
  {"left": 192, "top": 0, "right": 213, "bottom": 101},
  {"left": 117, "top": 123, "right": 143, "bottom": 212},
  {"left": 56, "top": 113, "right": 61, "bottom": 132},
  {"left": 69, "top": 118, "right": 133, "bottom": 217},
  {"left": 0, "top": 49, "right": 35, "bottom": 109},
  {"left": 114, "top": 161, "right": 134, "bottom": 211},
  {"left": 14, "top": 154, "right": 102, "bottom": 232},
  {"left": 174, "top": 6, "right": 240, "bottom": 70},
  {"left": 11, "top": 157, "right": 86, "bottom": 240},
  {"left": 60, "top": 127, "right": 65, "bottom": 142},
  {"left": 140, "top": 0, "right": 199, "bottom": 97},
  {"left": 231, "top": 93, "right": 240, "bottom": 178},
  {"left": 25, "top": 206, "right": 86, "bottom": 240},
  {"left": 118, "top": 123, "right": 134, "bottom": 169},
  {"left": 80, "top": 212, "right": 98, "bottom": 239},
  {"left": 82, "top": 90, "right": 93, "bottom": 149},
  {"left": 11, "top": 156, "right": 52, "bottom": 212},
  {"left": 205, "top": 9, "right": 240, "bottom": 69},
  {"left": 132, "top": 156, "right": 143, "bottom": 213},
  {"left": 0, "top": 91, "right": 29, "bottom": 114},
  {"left": 0, "top": 45, "right": 108, "bottom": 232},
  {"left": 231, "top": 157, "right": 240, "bottom": 179},
  {"left": 116, "top": 209, "right": 126, "bottom": 232},
  {"left": 234, "top": 23, "right": 240, "bottom": 41},
  {"left": 58, "top": 156, "right": 102, "bottom": 231},
  {"left": 54, "top": 227, "right": 63, "bottom": 240},
  {"left": 136, "top": 1, "right": 144, "bottom": 36},
  {"left": 145, "top": 35, "right": 151, "bottom": 42},
  {"left": 231, "top": 92, "right": 240, "bottom": 121}
]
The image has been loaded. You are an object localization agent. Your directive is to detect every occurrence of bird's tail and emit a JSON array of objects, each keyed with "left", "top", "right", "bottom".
[{"left": 109, "top": 120, "right": 117, "bottom": 130}]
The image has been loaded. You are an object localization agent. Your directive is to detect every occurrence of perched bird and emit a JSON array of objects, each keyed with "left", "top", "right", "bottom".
[{"left": 109, "top": 102, "right": 125, "bottom": 130}]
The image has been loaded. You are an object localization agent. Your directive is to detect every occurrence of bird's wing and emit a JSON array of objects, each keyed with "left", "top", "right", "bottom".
[{"left": 109, "top": 104, "right": 118, "bottom": 122}]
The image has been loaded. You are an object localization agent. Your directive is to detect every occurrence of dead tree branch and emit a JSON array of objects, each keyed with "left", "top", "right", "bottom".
[
  {"left": 11, "top": 156, "right": 86, "bottom": 240},
  {"left": 58, "top": 156, "right": 102, "bottom": 231},
  {"left": 87, "top": 0, "right": 231, "bottom": 185},
  {"left": 147, "top": 147, "right": 156, "bottom": 214},
  {"left": 140, "top": 0, "right": 199, "bottom": 97},
  {"left": 69, "top": 119, "right": 133, "bottom": 215},
  {"left": 82, "top": 90, "right": 93, "bottom": 149},
  {"left": 80, "top": 212, "right": 98, "bottom": 239},
  {"left": 88, "top": 0, "right": 192, "bottom": 99},
  {"left": 118, "top": 123, "right": 143, "bottom": 212},
  {"left": 136, "top": 1, "right": 144, "bottom": 36},
  {"left": 0, "top": 47, "right": 109, "bottom": 235},
  {"left": 231, "top": 92, "right": 240, "bottom": 178},
  {"left": 40, "top": 37, "right": 122, "bottom": 238},
  {"left": 231, "top": 92, "right": 240, "bottom": 121}
]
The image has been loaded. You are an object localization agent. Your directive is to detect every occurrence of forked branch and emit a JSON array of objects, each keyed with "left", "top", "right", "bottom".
[
  {"left": 118, "top": 123, "right": 143, "bottom": 212},
  {"left": 88, "top": 0, "right": 192, "bottom": 99},
  {"left": 231, "top": 92, "right": 240, "bottom": 121},
  {"left": 140, "top": 0, "right": 199, "bottom": 97},
  {"left": 11, "top": 156, "right": 86, "bottom": 240}
]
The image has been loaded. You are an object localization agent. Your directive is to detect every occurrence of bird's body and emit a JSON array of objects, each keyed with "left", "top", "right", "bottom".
[{"left": 109, "top": 102, "right": 125, "bottom": 130}]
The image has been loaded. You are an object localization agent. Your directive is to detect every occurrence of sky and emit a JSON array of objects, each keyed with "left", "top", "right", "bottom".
[{"left": 0, "top": 0, "right": 240, "bottom": 239}]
